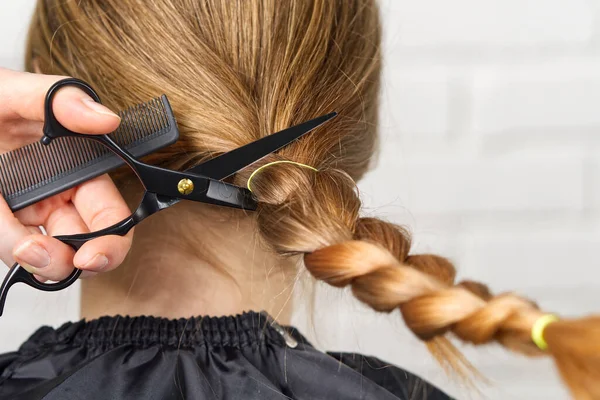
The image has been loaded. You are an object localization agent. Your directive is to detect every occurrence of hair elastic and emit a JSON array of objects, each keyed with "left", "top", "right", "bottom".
[
  {"left": 531, "top": 314, "right": 559, "bottom": 351},
  {"left": 247, "top": 160, "right": 319, "bottom": 192}
]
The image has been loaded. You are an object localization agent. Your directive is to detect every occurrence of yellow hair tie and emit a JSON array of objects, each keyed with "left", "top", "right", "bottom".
[
  {"left": 531, "top": 314, "right": 559, "bottom": 351},
  {"left": 247, "top": 160, "right": 319, "bottom": 192}
]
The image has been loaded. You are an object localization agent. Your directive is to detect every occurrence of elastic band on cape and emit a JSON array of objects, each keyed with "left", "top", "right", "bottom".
[
  {"left": 247, "top": 160, "right": 318, "bottom": 192},
  {"left": 531, "top": 314, "right": 559, "bottom": 351}
]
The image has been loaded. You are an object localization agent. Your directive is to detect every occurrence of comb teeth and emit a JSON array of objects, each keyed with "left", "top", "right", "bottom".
[{"left": 0, "top": 95, "right": 178, "bottom": 212}]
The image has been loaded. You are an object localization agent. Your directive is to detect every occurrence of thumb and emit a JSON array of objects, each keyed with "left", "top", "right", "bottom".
[
  {"left": 0, "top": 68, "right": 120, "bottom": 135},
  {"left": 51, "top": 86, "right": 121, "bottom": 134}
]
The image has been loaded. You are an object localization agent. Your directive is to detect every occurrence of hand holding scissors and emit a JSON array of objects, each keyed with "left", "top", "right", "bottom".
[{"left": 0, "top": 77, "right": 336, "bottom": 316}]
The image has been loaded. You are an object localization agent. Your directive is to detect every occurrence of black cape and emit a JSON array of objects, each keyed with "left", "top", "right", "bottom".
[{"left": 0, "top": 311, "right": 453, "bottom": 399}]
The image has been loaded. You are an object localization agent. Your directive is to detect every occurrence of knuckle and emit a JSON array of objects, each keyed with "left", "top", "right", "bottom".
[{"left": 88, "top": 205, "right": 126, "bottom": 230}]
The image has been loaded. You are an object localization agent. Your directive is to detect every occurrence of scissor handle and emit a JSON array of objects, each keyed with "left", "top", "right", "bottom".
[
  {"left": 0, "top": 214, "right": 138, "bottom": 316},
  {"left": 0, "top": 240, "right": 83, "bottom": 317},
  {"left": 0, "top": 264, "right": 80, "bottom": 316},
  {"left": 0, "top": 79, "right": 163, "bottom": 316},
  {"left": 3, "top": 264, "right": 81, "bottom": 293},
  {"left": 41, "top": 78, "right": 102, "bottom": 144},
  {"left": 0, "top": 80, "right": 106, "bottom": 292}
]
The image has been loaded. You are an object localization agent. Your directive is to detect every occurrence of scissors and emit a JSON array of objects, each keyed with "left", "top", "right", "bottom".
[{"left": 0, "top": 78, "right": 336, "bottom": 316}]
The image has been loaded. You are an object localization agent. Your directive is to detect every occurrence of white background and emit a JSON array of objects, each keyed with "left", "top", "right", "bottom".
[{"left": 2, "top": 1, "right": 600, "bottom": 399}]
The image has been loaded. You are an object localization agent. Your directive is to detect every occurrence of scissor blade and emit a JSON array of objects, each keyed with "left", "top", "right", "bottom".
[{"left": 187, "top": 112, "right": 337, "bottom": 180}]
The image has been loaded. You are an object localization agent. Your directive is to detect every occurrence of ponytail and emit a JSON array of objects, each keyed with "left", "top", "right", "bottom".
[{"left": 246, "top": 161, "right": 600, "bottom": 399}]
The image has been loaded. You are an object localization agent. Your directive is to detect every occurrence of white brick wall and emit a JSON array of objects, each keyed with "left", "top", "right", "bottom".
[
  {"left": 362, "top": 156, "right": 585, "bottom": 214},
  {"left": 590, "top": 157, "right": 600, "bottom": 209},
  {"left": 1, "top": 1, "right": 599, "bottom": 399},
  {"left": 304, "top": 2, "right": 600, "bottom": 399},
  {"left": 472, "top": 62, "right": 600, "bottom": 134},
  {"left": 0, "top": 1, "right": 33, "bottom": 70},
  {"left": 383, "top": 67, "right": 450, "bottom": 138},
  {"left": 385, "top": 0, "right": 594, "bottom": 46}
]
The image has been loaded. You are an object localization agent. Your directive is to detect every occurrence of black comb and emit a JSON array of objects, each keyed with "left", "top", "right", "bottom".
[
  {"left": 0, "top": 95, "right": 178, "bottom": 212},
  {"left": 0, "top": 78, "right": 337, "bottom": 316}
]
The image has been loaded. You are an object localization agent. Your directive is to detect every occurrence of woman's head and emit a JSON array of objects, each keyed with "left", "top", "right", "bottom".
[
  {"left": 27, "top": 0, "right": 382, "bottom": 317},
  {"left": 26, "top": 1, "right": 600, "bottom": 398},
  {"left": 27, "top": 0, "right": 381, "bottom": 182}
]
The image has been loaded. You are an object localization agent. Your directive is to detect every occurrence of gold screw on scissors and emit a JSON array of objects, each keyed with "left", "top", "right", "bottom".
[
  {"left": 0, "top": 75, "right": 336, "bottom": 319},
  {"left": 177, "top": 178, "right": 194, "bottom": 195}
]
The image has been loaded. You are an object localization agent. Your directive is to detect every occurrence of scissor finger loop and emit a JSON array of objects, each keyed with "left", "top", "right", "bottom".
[{"left": 0, "top": 78, "right": 337, "bottom": 316}]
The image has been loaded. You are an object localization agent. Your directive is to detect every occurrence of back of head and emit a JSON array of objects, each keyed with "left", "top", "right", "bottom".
[
  {"left": 28, "top": 0, "right": 380, "bottom": 181},
  {"left": 26, "top": 1, "right": 600, "bottom": 398}
]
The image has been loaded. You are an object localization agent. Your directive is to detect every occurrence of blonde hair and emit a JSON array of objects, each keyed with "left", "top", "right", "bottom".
[{"left": 27, "top": 1, "right": 600, "bottom": 398}]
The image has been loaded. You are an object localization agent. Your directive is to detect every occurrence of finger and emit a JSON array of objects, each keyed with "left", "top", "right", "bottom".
[
  {"left": 33, "top": 274, "right": 48, "bottom": 283},
  {"left": 0, "top": 67, "right": 120, "bottom": 134},
  {"left": 12, "top": 204, "right": 88, "bottom": 281},
  {"left": 51, "top": 86, "right": 121, "bottom": 134},
  {"left": 12, "top": 234, "right": 76, "bottom": 281},
  {"left": 74, "top": 235, "right": 132, "bottom": 274},
  {"left": 0, "top": 197, "right": 35, "bottom": 265},
  {"left": 1, "top": 119, "right": 43, "bottom": 152},
  {"left": 27, "top": 226, "right": 48, "bottom": 283},
  {"left": 45, "top": 203, "right": 88, "bottom": 236},
  {"left": 71, "top": 174, "right": 133, "bottom": 272},
  {"left": 13, "top": 190, "right": 73, "bottom": 227},
  {"left": 26, "top": 227, "right": 47, "bottom": 282},
  {"left": 25, "top": 225, "right": 43, "bottom": 235}
]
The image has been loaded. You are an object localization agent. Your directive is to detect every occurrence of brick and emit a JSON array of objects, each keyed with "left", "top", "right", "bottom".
[
  {"left": 380, "top": 67, "right": 449, "bottom": 139},
  {"left": 358, "top": 156, "right": 584, "bottom": 215},
  {"left": 0, "top": 0, "right": 37, "bottom": 71},
  {"left": 471, "top": 62, "right": 600, "bottom": 134},
  {"left": 588, "top": 156, "right": 600, "bottom": 211},
  {"left": 380, "top": 0, "right": 593, "bottom": 46},
  {"left": 459, "top": 234, "right": 600, "bottom": 294}
]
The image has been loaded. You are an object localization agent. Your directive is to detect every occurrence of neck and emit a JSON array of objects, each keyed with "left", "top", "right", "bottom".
[{"left": 80, "top": 201, "right": 297, "bottom": 325}]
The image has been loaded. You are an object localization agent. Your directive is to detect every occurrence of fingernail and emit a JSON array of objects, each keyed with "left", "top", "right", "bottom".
[
  {"left": 81, "top": 98, "right": 120, "bottom": 119},
  {"left": 79, "top": 254, "right": 109, "bottom": 271},
  {"left": 14, "top": 240, "right": 50, "bottom": 269}
]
